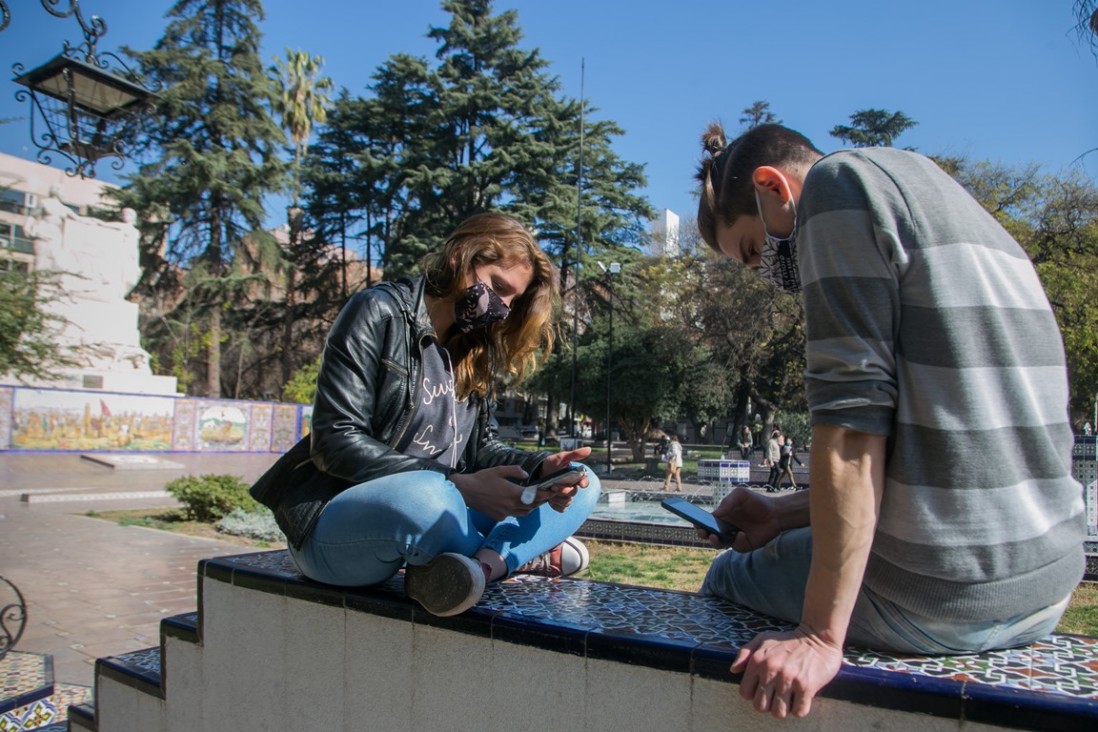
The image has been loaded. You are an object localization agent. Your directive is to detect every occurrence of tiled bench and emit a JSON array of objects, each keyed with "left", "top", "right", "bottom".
[{"left": 90, "top": 550, "right": 1098, "bottom": 732}]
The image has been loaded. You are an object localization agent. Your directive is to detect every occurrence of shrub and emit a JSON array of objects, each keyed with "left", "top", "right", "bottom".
[
  {"left": 216, "top": 508, "right": 285, "bottom": 543},
  {"left": 165, "top": 473, "right": 259, "bottom": 523}
]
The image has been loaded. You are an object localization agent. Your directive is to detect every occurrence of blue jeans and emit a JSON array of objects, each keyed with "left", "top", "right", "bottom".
[
  {"left": 700, "top": 527, "right": 1069, "bottom": 654},
  {"left": 289, "top": 469, "right": 601, "bottom": 587}
]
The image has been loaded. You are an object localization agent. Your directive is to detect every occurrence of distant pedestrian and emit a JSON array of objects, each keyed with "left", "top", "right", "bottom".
[
  {"left": 662, "top": 434, "right": 684, "bottom": 492},
  {"left": 764, "top": 430, "right": 782, "bottom": 491},
  {"left": 778, "top": 438, "right": 804, "bottom": 490}
]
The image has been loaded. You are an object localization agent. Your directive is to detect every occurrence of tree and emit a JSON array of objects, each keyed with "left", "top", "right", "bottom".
[
  {"left": 739, "top": 100, "right": 780, "bottom": 130},
  {"left": 114, "top": 0, "right": 286, "bottom": 398},
  {"left": 304, "top": 0, "right": 650, "bottom": 281},
  {"left": 830, "top": 109, "right": 917, "bottom": 148},
  {"left": 272, "top": 49, "right": 333, "bottom": 386},
  {"left": 272, "top": 49, "right": 333, "bottom": 205},
  {"left": 0, "top": 268, "right": 80, "bottom": 382}
]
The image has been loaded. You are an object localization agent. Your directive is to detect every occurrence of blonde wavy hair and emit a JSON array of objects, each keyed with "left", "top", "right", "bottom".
[{"left": 422, "top": 212, "right": 558, "bottom": 401}]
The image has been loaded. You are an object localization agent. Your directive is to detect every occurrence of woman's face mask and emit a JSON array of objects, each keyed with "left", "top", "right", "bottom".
[
  {"left": 453, "top": 280, "right": 510, "bottom": 333},
  {"left": 754, "top": 190, "right": 801, "bottom": 294}
]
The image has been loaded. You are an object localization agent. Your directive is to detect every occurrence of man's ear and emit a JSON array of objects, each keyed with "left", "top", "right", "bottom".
[{"left": 751, "top": 166, "right": 791, "bottom": 203}]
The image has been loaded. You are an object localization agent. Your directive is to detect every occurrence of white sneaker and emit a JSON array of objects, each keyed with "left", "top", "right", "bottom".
[{"left": 514, "top": 537, "right": 590, "bottom": 578}]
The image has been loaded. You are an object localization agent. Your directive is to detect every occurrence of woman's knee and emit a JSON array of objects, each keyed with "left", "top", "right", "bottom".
[{"left": 573, "top": 472, "right": 602, "bottom": 512}]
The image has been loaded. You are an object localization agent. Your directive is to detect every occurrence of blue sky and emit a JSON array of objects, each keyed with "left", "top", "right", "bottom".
[{"left": 2, "top": 0, "right": 1096, "bottom": 236}]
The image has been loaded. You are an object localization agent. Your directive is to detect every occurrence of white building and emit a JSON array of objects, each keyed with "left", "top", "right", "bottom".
[{"left": 650, "top": 208, "right": 680, "bottom": 257}]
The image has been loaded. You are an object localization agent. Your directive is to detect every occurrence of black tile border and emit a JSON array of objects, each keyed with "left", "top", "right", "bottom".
[
  {"left": 66, "top": 701, "right": 96, "bottom": 731},
  {"left": 160, "top": 612, "right": 199, "bottom": 645},
  {"left": 95, "top": 649, "right": 163, "bottom": 701},
  {"left": 194, "top": 551, "right": 1098, "bottom": 731}
]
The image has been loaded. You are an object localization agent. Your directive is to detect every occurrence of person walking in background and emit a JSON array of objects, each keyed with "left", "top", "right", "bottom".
[
  {"left": 692, "top": 122, "right": 1083, "bottom": 719},
  {"left": 777, "top": 437, "right": 804, "bottom": 490},
  {"left": 764, "top": 430, "right": 782, "bottom": 491},
  {"left": 250, "top": 212, "right": 600, "bottom": 618},
  {"left": 662, "top": 433, "right": 684, "bottom": 492}
]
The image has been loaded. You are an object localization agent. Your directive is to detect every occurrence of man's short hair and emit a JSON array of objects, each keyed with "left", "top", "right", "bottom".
[{"left": 696, "top": 123, "right": 823, "bottom": 253}]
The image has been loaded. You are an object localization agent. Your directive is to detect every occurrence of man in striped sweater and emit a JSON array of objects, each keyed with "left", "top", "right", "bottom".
[{"left": 693, "top": 123, "right": 1085, "bottom": 719}]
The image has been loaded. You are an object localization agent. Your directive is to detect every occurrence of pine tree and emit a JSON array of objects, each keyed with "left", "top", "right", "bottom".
[{"left": 114, "top": 0, "right": 286, "bottom": 398}]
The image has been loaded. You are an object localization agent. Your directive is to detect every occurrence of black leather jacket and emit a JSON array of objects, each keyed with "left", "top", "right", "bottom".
[{"left": 251, "top": 275, "right": 550, "bottom": 549}]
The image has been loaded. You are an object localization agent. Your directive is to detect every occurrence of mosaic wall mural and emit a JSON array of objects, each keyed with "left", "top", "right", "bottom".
[
  {"left": 0, "top": 386, "right": 305, "bottom": 453},
  {"left": 10, "top": 389, "right": 175, "bottom": 451}
]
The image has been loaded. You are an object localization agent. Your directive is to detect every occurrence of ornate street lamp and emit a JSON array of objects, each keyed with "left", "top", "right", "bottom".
[{"left": 6, "top": 0, "right": 157, "bottom": 178}]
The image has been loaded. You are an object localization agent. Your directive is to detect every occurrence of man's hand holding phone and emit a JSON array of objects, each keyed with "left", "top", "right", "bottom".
[{"left": 661, "top": 497, "right": 739, "bottom": 545}]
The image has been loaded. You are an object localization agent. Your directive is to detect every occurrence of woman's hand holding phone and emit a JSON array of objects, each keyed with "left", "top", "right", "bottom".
[{"left": 529, "top": 446, "right": 593, "bottom": 512}]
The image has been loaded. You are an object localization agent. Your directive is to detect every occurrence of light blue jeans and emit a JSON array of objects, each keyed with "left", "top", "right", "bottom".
[
  {"left": 289, "top": 469, "right": 601, "bottom": 587},
  {"left": 700, "top": 527, "right": 1070, "bottom": 654}
]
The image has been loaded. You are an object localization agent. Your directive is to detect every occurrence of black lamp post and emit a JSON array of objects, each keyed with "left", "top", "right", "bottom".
[
  {"left": 599, "top": 261, "right": 620, "bottom": 473},
  {"left": 7, "top": 0, "right": 156, "bottom": 178}
]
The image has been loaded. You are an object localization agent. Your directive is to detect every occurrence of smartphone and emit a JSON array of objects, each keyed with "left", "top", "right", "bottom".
[
  {"left": 660, "top": 497, "right": 738, "bottom": 539},
  {"left": 520, "top": 463, "right": 587, "bottom": 505}
]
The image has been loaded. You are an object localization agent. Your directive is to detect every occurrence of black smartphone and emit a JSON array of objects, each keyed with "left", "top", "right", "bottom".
[
  {"left": 660, "top": 497, "right": 738, "bottom": 539},
  {"left": 520, "top": 463, "right": 586, "bottom": 504}
]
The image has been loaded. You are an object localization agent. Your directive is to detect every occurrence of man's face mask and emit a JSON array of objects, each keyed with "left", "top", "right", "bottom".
[
  {"left": 454, "top": 280, "right": 510, "bottom": 333},
  {"left": 754, "top": 190, "right": 801, "bottom": 294}
]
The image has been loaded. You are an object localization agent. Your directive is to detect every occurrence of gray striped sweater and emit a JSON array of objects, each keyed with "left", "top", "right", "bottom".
[{"left": 799, "top": 148, "right": 1084, "bottom": 621}]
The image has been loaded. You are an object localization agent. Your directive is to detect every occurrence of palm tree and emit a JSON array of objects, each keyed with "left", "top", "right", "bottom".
[
  {"left": 272, "top": 49, "right": 333, "bottom": 386},
  {"left": 273, "top": 49, "right": 334, "bottom": 206}
]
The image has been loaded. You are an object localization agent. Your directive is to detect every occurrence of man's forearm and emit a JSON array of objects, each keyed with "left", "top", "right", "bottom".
[
  {"left": 771, "top": 488, "right": 811, "bottom": 530},
  {"left": 799, "top": 424, "right": 885, "bottom": 646}
]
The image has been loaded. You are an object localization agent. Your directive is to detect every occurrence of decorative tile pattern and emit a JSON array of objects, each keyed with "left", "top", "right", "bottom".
[
  {"left": 247, "top": 403, "right": 273, "bottom": 452},
  {"left": 270, "top": 405, "right": 300, "bottom": 453},
  {"left": 206, "top": 549, "right": 1098, "bottom": 719},
  {"left": 0, "top": 677, "right": 89, "bottom": 732},
  {"left": 170, "top": 399, "right": 196, "bottom": 452},
  {"left": 0, "top": 652, "right": 50, "bottom": 715}
]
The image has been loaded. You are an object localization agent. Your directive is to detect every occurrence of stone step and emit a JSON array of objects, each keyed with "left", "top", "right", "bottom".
[
  {"left": 75, "top": 613, "right": 198, "bottom": 731},
  {"left": 95, "top": 648, "right": 162, "bottom": 701},
  {"left": 66, "top": 702, "right": 95, "bottom": 731}
]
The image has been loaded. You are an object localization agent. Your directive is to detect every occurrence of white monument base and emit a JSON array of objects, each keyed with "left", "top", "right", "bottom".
[{"left": 9, "top": 186, "right": 181, "bottom": 398}]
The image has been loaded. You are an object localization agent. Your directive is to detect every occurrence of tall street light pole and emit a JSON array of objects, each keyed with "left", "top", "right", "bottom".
[
  {"left": 569, "top": 58, "right": 585, "bottom": 439},
  {"left": 599, "top": 261, "right": 620, "bottom": 473}
]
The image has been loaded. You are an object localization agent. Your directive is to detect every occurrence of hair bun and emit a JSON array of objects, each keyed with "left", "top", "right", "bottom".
[{"left": 700, "top": 121, "right": 728, "bottom": 158}]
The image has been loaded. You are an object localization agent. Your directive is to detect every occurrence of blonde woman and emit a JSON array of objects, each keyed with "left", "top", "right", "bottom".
[{"left": 251, "top": 213, "right": 600, "bottom": 616}]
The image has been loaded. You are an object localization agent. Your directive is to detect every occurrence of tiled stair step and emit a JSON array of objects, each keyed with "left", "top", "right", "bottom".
[
  {"left": 66, "top": 702, "right": 95, "bottom": 731},
  {"left": 96, "top": 648, "right": 163, "bottom": 701},
  {"left": 1, "top": 651, "right": 53, "bottom": 716},
  {"left": 160, "top": 612, "right": 199, "bottom": 646},
  {"left": 0, "top": 681, "right": 92, "bottom": 732},
  {"left": 76, "top": 613, "right": 197, "bottom": 732}
]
